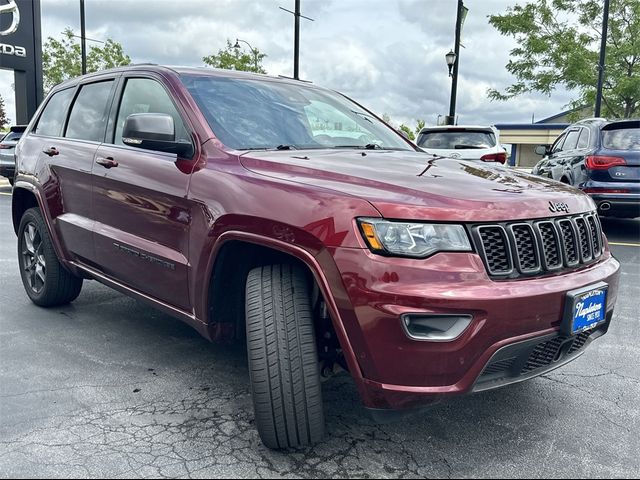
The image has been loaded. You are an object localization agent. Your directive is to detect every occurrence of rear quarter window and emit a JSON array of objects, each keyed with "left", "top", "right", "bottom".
[
  {"left": 577, "top": 128, "right": 590, "bottom": 149},
  {"left": 34, "top": 88, "right": 75, "bottom": 137}
]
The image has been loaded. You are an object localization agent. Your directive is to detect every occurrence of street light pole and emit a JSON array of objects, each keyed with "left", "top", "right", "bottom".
[
  {"left": 594, "top": 0, "right": 610, "bottom": 118},
  {"left": 447, "top": 0, "right": 464, "bottom": 125},
  {"left": 294, "top": 0, "right": 300, "bottom": 79},
  {"left": 234, "top": 38, "right": 258, "bottom": 71},
  {"left": 279, "top": 1, "right": 314, "bottom": 80},
  {"left": 80, "top": 0, "right": 87, "bottom": 75}
]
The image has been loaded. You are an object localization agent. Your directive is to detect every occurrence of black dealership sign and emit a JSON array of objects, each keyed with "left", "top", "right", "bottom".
[{"left": 0, "top": 0, "right": 43, "bottom": 124}]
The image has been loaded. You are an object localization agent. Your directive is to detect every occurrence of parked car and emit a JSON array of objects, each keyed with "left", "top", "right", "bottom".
[
  {"left": 415, "top": 125, "right": 508, "bottom": 163},
  {"left": 0, "top": 125, "right": 26, "bottom": 185},
  {"left": 12, "top": 66, "right": 620, "bottom": 449},
  {"left": 532, "top": 118, "right": 640, "bottom": 218}
]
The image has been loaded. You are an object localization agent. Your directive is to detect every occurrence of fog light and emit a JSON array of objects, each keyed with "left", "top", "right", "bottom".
[{"left": 401, "top": 314, "right": 473, "bottom": 342}]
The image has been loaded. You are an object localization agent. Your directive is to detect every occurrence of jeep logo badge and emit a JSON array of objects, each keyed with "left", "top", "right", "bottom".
[
  {"left": 549, "top": 201, "right": 570, "bottom": 213},
  {"left": 0, "top": 0, "right": 20, "bottom": 36}
]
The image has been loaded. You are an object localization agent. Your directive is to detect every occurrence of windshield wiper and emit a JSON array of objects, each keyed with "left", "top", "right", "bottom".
[
  {"left": 334, "top": 143, "right": 385, "bottom": 150},
  {"left": 239, "top": 145, "right": 298, "bottom": 151}
]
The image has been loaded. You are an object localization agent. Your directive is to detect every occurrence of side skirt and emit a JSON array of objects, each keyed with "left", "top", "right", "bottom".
[{"left": 69, "top": 261, "right": 210, "bottom": 339}]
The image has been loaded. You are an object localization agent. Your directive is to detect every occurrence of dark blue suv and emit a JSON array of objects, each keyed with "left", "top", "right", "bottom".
[{"left": 532, "top": 118, "right": 640, "bottom": 218}]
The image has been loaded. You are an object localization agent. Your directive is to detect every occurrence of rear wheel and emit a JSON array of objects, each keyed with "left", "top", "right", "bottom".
[
  {"left": 17, "top": 208, "right": 83, "bottom": 307},
  {"left": 245, "top": 264, "right": 325, "bottom": 449}
]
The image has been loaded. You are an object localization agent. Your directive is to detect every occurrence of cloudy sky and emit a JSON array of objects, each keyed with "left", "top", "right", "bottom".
[{"left": 1, "top": 0, "right": 578, "bottom": 128}]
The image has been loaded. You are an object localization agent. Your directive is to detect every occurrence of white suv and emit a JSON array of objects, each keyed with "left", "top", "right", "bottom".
[{"left": 416, "top": 125, "right": 507, "bottom": 163}]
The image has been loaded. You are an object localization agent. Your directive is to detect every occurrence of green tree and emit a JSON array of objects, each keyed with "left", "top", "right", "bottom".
[
  {"left": 0, "top": 94, "right": 9, "bottom": 130},
  {"left": 414, "top": 119, "right": 426, "bottom": 136},
  {"left": 488, "top": 0, "right": 640, "bottom": 118},
  {"left": 42, "top": 28, "right": 131, "bottom": 92},
  {"left": 398, "top": 123, "right": 415, "bottom": 141},
  {"left": 203, "top": 39, "right": 267, "bottom": 74}
]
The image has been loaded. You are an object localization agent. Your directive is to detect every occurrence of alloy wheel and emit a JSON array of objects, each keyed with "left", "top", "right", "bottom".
[{"left": 21, "top": 222, "right": 46, "bottom": 294}]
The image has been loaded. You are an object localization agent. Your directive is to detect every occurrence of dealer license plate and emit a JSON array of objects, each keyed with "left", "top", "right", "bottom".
[{"left": 564, "top": 282, "right": 608, "bottom": 335}]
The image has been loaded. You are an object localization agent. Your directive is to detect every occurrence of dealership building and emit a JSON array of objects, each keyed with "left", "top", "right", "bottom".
[
  {"left": 496, "top": 107, "right": 595, "bottom": 168},
  {"left": 0, "top": 0, "right": 43, "bottom": 125}
]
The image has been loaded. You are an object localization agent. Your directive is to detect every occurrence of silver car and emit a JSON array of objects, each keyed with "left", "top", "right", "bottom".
[
  {"left": 0, "top": 125, "right": 26, "bottom": 185},
  {"left": 416, "top": 125, "right": 508, "bottom": 163}
]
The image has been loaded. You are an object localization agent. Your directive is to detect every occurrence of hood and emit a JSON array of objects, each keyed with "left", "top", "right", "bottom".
[{"left": 239, "top": 149, "right": 596, "bottom": 222}]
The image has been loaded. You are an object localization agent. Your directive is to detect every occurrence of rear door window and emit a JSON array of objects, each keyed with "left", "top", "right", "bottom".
[
  {"left": 34, "top": 88, "right": 75, "bottom": 137},
  {"left": 561, "top": 129, "right": 580, "bottom": 152},
  {"left": 65, "top": 80, "right": 115, "bottom": 142}
]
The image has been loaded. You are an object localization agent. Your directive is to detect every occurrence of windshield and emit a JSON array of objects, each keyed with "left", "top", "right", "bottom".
[
  {"left": 417, "top": 130, "right": 496, "bottom": 150},
  {"left": 602, "top": 127, "right": 640, "bottom": 151},
  {"left": 182, "top": 74, "right": 412, "bottom": 151}
]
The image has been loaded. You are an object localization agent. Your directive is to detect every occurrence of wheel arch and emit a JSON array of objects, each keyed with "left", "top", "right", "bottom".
[
  {"left": 203, "top": 231, "right": 364, "bottom": 383},
  {"left": 11, "top": 183, "right": 40, "bottom": 235},
  {"left": 11, "top": 181, "right": 72, "bottom": 273}
]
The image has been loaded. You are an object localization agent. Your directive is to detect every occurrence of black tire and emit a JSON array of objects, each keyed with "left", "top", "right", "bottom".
[
  {"left": 17, "top": 207, "right": 83, "bottom": 307},
  {"left": 245, "top": 264, "right": 325, "bottom": 449},
  {"left": 8, "top": 177, "right": 14, "bottom": 186}
]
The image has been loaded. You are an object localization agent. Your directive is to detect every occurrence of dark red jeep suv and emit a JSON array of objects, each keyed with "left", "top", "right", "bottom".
[{"left": 12, "top": 66, "right": 620, "bottom": 449}]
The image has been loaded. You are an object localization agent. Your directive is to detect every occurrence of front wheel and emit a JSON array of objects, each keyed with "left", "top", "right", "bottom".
[
  {"left": 245, "top": 264, "right": 325, "bottom": 449},
  {"left": 18, "top": 208, "right": 83, "bottom": 307}
]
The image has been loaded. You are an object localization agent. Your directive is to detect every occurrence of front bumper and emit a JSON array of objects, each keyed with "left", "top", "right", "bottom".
[{"left": 328, "top": 247, "right": 620, "bottom": 410}]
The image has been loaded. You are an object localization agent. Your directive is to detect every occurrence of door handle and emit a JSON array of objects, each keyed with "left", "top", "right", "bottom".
[
  {"left": 43, "top": 147, "right": 59, "bottom": 157},
  {"left": 96, "top": 157, "right": 118, "bottom": 169}
]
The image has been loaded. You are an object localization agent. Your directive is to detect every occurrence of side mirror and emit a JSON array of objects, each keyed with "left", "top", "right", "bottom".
[
  {"left": 122, "top": 113, "right": 193, "bottom": 157},
  {"left": 534, "top": 145, "right": 549, "bottom": 156}
]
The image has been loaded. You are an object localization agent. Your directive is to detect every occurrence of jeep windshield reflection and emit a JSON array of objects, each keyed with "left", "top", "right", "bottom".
[{"left": 182, "top": 74, "right": 412, "bottom": 152}]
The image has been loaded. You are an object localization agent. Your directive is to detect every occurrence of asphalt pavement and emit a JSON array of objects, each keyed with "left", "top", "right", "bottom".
[{"left": 1, "top": 177, "right": 639, "bottom": 478}]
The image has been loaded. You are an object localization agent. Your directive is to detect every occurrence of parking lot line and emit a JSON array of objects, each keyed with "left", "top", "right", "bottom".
[{"left": 609, "top": 241, "right": 640, "bottom": 247}]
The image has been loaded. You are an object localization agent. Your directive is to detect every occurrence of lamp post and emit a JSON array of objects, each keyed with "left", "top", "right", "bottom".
[
  {"left": 279, "top": 0, "right": 314, "bottom": 80},
  {"left": 80, "top": 0, "right": 86, "bottom": 74},
  {"left": 594, "top": 0, "right": 610, "bottom": 117},
  {"left": 234, "top": 38, "right": 258, "bottom": 72},
  {"left": 446, "top": 0, "right": 464, "bottom": 126}
]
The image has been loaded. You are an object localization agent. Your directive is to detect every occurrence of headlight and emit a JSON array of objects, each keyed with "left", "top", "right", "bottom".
[{"left": 357, "top": 218, "right": 472, "bottom": 258}]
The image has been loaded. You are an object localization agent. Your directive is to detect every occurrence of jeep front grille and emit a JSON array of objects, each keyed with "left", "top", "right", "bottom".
[{"left": 472, "top": 212, "right": 603, "bottom": 279}]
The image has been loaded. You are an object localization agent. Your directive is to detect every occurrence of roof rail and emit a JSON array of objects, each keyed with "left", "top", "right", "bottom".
[{"left": 576, "top": 117, "right": 608, "bottom": 123}]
